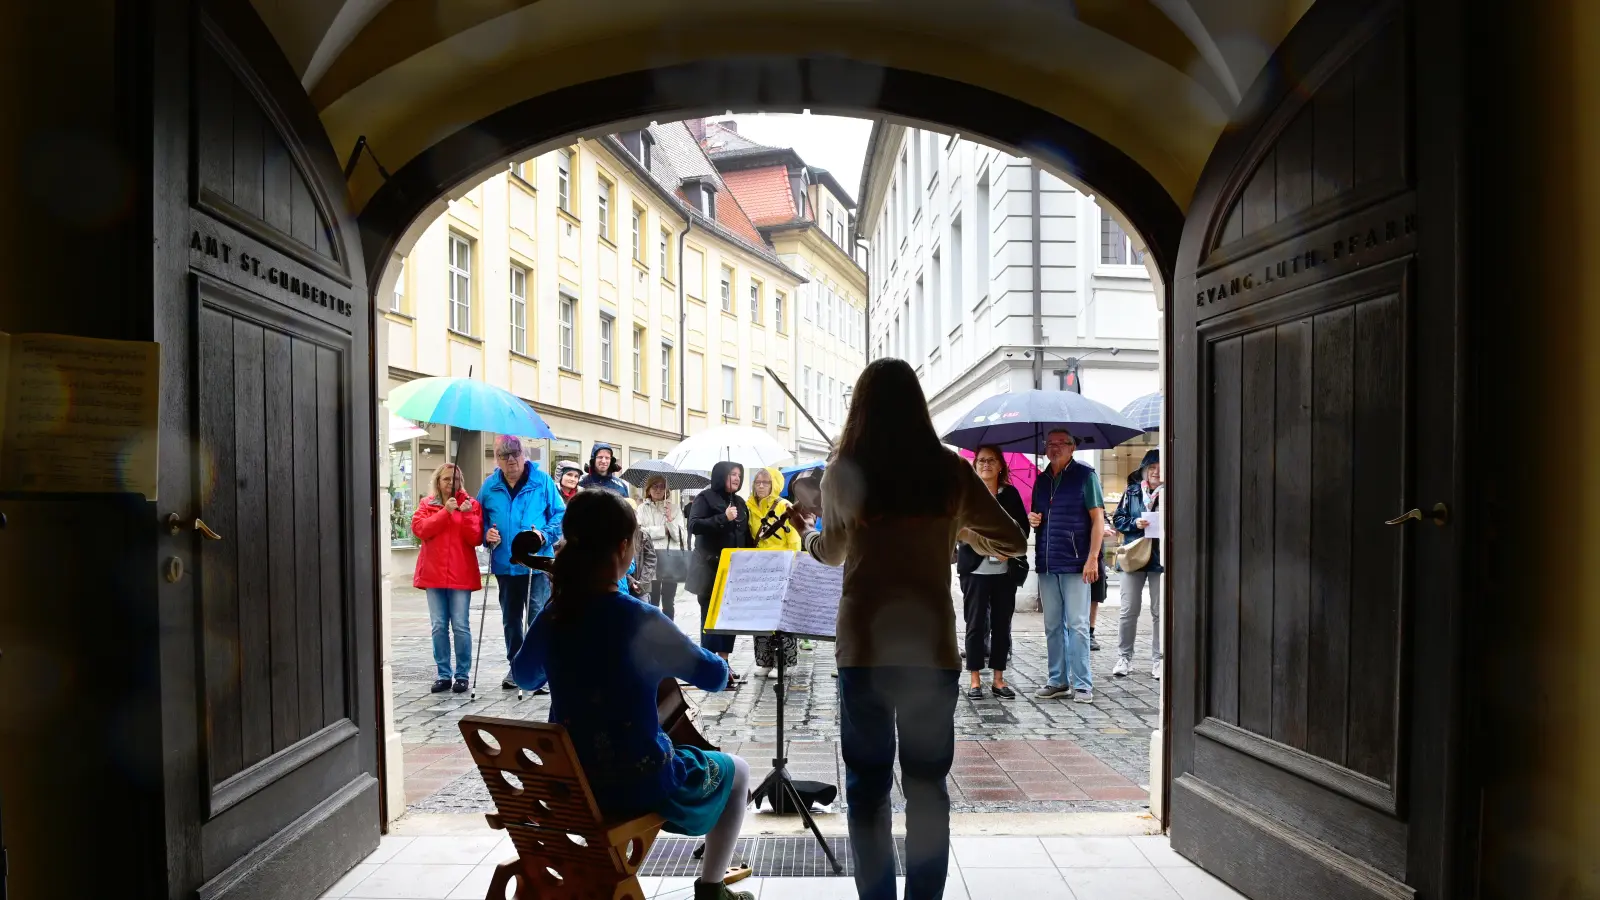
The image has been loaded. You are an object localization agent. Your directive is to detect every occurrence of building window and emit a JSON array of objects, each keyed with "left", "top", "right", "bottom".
[
  {"left": 721, "top": 365, "right": 737, "bottom": 418},
  {"left": 750, "top": 281, "right": 762, "bottom": 324},
  {"left": 802, "top": 365, "right": 811, "bottom": 409},
  {"left": 949, "top": 215, "right": 964, "bottom": 323},
  {"left": 660, "top": 228, "right": 672, "bottom": 274},
  {"left": 1101, "top": 209, "right": 1146, "bottom": 265},
  {"left": 927, "top": 258, "right": 940, "bottom": 352},
  {"left": 559, "top": 294, "right": 576, "bottom": 369},
  {"left": 719, "top": 266, "right": 734, "bottom": 313},
  {"left": 825, "top": 209, "right": 835, "bottom": 238},
  {"left": 975, "top": 169, "right": 991, "bottom": 303},
  {"left": 751, "top": 373, "right": 764, "bottom": 422},
  {"left": 391, "top": 258, "right": 405, "bottom": 312},
  {"left": 632, "top": 325, "right": 644, "bottom": 392},
  {"left": 509, "top": 265, "right": 529, "bottom": 355},
  {"left": 448, "top": 234, "right": 472, "bottom": 334},
  {"left": 660, "top": 342, "right": 674, "bottom": 401},
  {"left": 597, "top": 177, "right": 614, "bottom": 241},
  {"left": 775, "top": 292, "right": 787, "bottom": 334},
  {"left": 777, "top": 396, "right": 787, "bottom": 427},
  {"left": 557, "top": 148, "right": 574, "bottom": 214},
  {"left": 631, "top": 205, "right": 644, "bottom": 261},
  {"left": 599, "top": 313, "right": 614, "bottom": 383}
]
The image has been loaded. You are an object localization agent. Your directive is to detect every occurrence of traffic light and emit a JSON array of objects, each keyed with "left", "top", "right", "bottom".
[{"left": 1061, "top": 358, "right": 1082, "bottom": 393}]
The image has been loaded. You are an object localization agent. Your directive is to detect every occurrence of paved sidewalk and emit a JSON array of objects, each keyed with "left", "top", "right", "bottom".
[
  {"left": 391, "top": 575, "right": 1164, "bottom": 813},
  {"left": 320, "top": 820, "right": 1242, "bottom": 900}
]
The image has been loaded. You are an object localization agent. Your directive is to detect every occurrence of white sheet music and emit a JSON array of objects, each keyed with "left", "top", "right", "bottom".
[
  {"left": 777, "top": 553, "right": 843, "bottom": 638},
  {"left": 709, "top": 551, "right": 793, "bottom": 633},
  {"left": 706, "top": 550, "right": 841, "bottom": 640}
]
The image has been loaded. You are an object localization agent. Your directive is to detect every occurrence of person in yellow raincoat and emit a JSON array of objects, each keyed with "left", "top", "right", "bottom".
[{"left": 747, "top": 466, "right": 802, "bottom": 677}]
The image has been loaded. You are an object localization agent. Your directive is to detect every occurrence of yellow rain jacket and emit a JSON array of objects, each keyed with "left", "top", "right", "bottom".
[{"left": 747, "top": 466, "right": 801, "bottom": 551}]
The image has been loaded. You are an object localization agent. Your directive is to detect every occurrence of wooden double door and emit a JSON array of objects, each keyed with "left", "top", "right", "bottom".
[{"left": 1168, "top": 1, "right": 1469, "bottom": 898}]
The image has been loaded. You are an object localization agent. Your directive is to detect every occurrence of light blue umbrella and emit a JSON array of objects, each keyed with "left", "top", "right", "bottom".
[
  {"left": 1120, "top": 391, "right": 1163, "bottom": 432},
  {"left": 387, "top": 375, "right": 553, "bottom": 439}
]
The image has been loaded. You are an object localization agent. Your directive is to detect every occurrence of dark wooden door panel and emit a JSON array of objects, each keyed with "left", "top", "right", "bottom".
[
  {"left": 198, "top": 278, "right": 356, "bottom": 788},
  {"left": 158, "top": 2, "right": 379, "bottom": 897},
  {"left": 1170, "top": 3, "right": 1465, "bottom": 898},
  {"left": 1202, "top": 263, "right": 1410, "bottom": 792}
]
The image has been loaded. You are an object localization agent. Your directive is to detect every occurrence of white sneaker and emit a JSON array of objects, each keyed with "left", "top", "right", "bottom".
[
  {"left": 1112, "top": 657, "right": 1131, "bottom": 677},
  {"left": 1153, "top": 659, "right": 1163, "bottom": 679},
  {"left": 1073, "top": 689, "right": 1095, "bottom": 703},
  {"left": 759, "top": 668, "right": 774, "bottom": 679}
]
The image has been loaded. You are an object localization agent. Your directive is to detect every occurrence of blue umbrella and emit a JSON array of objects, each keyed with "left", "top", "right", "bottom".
[
  {"left": 941, "top": 389, "right": 1143, "bottom": 454},
  {"left": 1120, "top": 391, "right": 1163, "bottom": 432},
  {"left": 387, "top": 376, "right": 554, "bottom": 439},
  {"left": 780, "top": 460, "right": 825, "bottom": 498}
]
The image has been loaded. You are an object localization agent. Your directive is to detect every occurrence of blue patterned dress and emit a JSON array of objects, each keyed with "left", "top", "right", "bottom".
[{"left": 512, "top": 590, "right": 735, "bottom": 835}]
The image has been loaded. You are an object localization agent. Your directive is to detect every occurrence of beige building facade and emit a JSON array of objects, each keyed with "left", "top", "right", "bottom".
[{"left": 382, "top": 124, "right": 807, "bottom": 549}]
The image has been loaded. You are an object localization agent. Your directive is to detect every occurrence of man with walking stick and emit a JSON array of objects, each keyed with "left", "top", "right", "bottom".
[{"left": 477, "top": 435, "right": 565, "bottom": 694}]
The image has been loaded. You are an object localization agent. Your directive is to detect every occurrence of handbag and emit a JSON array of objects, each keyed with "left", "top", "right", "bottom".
[
  {"left": 1117, "top": 536, "right": 1153, "bottom": 572},
  {"left": 656, "top": 548, "right": 691, "bottom": 584},
  {"left": 1007, "top": 555, "right": 1030, "bottom": 587}
]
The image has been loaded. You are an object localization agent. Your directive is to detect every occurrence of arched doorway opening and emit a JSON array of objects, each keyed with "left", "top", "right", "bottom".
[{"left": 366, "top": 104, "right": 1178, "bottom": 843}]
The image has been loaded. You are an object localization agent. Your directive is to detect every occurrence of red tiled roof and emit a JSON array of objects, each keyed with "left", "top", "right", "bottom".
[{"left": 720, "top": 166, "right": 797, "bottom": 227}]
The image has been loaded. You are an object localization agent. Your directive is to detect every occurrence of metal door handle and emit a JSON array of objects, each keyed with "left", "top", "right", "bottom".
[
  {"left": 166, "top": 513, "right": 224, "bottom": 540},
  {"left": 1385, "top": 503, "right": 1449, "bottom": 527}
]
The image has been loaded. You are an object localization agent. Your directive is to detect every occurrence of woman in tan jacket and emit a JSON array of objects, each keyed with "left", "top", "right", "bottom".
[{"left": 790, "top": 358, "right": 1027, "bottom": 900}]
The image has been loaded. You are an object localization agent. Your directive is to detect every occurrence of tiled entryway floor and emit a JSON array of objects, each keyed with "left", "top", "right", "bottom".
[{"left": 322, "top": 832, "right": 1243, "bottom": 899}]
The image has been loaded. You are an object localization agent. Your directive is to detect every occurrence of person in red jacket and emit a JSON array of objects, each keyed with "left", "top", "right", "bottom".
[{"left": 412, "top": 463, "right": 484, "bottom": 693}]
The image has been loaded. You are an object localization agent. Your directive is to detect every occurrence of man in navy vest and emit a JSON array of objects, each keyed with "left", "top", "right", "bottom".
[{"left": 1028, "top": 429, "right": 1106, "bottom": 702}]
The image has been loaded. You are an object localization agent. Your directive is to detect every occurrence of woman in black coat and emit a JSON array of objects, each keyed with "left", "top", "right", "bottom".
[
  {"left": 688, "top": 461, "right": 750, "bottom": 682},
  {"left": 955, "top": 445, "right": 1031, "bottom": 699}
]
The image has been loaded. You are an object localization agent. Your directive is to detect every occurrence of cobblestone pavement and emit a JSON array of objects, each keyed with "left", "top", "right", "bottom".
[{"left": 391, "top": 575, "right": 1163, "bottom": 814}]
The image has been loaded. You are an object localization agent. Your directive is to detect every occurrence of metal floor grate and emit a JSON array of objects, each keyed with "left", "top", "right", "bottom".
[{"left": 639, "top": 835, "right": 907, "bottom": 877}]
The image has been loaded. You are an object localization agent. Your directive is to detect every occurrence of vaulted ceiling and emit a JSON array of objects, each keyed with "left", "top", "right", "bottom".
[{"left": 254, "top": 0, "right": 1314, "bottom": 214}]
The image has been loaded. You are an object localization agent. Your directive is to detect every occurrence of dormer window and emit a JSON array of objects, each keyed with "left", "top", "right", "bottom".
[
  {"left": 683, "top": 177, "right": 717, "bottom": 218},
  {"left": 620, "top": 129, "right": 656, "bottom": 170}
]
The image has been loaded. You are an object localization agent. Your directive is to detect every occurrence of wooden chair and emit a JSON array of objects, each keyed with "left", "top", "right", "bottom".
[{"left": 459, "top": 715, "right": 664, "bottom": 900}]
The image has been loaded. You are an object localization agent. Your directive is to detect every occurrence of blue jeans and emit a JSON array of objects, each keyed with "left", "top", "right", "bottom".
[
  {"left": 838, "top": 667, "right": 958, "bottom": 900},
  {"left": 1039, "top": 572, "right": 1093, "bottom": 691},
  {"left": 425, "top": 588, "right": 472, "bottom": 681},
  {"left": 495, "top": 572, "right": 550, "bottom": 664}
]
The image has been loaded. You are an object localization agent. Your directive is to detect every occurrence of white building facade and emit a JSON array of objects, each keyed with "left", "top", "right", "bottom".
[{"left": 858, "top": 124, "right": 1163, "bottom": 487}]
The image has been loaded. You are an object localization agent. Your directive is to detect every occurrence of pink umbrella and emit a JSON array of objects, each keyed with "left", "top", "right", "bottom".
[{"left": 959, "top": 448, "right": 1041, "bottom": 514}]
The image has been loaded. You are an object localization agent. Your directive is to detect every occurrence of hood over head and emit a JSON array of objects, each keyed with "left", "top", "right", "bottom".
[
  {"left": 709, "top": 461, "right": 745, "bottom": 497},
  {"left": 750, "top": 466, "right": 785, "bottom": 502},
  {"left": 587, "top": 442, "right": 622, "bottom": 476}
]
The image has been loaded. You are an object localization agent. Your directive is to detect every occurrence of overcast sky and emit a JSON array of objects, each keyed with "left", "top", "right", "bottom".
[{"left": 719, "top": 112, "right": 875, "bottom": 203}]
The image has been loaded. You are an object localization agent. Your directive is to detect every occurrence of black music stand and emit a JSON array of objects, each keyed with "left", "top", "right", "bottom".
[{"left": 697, "top": 630, "right": 842, "bottom": 873}]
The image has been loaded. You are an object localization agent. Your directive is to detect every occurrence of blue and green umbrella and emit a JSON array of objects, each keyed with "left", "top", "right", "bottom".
[{"left": 387, "top": 376, "right": 553, "bottom": 440}]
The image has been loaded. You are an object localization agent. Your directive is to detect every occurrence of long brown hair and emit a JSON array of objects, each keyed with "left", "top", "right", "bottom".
[
  {"left": 547, "top": 489, "right": 636, "bottom": 622},
  {"left": 834, "top": 358, "right": 958, "bottom": 518}
]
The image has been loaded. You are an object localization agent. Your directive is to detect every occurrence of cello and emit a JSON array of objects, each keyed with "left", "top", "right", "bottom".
[{"left": 512, "top": 535, "right": 720, "bottom": 752}]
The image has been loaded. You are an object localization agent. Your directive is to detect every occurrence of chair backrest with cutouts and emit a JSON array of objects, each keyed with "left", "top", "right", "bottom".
[{"left": 458, "top": 715, "right": 624, "bottom": 872}]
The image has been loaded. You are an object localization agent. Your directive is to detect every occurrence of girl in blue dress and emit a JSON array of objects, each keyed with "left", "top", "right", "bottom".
[{"left": 511, "top": 489, "right": 753, "bottom": 900}]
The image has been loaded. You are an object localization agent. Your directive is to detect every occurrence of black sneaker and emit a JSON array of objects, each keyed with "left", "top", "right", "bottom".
[
  {"left": 452, "top": 678, "right": 468, "bottom": 694},
  {"left": 533, "top": 685, "right": 549, "bottom": 695},
  {"left": 430, "top": 679, "right": 451, "bottom": 694},
  {"left": 501, "top": 678, "right": 518, "bottom": 690}
]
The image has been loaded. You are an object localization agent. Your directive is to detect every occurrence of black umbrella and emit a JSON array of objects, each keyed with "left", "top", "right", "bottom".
[
  {"left": 942, "top": 389, "right": 1144, "bottom": 454},
  {"left": 622, "top": 459, "right": 711, "bottom": 491}
]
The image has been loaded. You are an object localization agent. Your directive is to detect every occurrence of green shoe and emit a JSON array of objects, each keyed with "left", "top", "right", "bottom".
[{"left": 694, "top": 880, "right": 755, "bottom": 900}]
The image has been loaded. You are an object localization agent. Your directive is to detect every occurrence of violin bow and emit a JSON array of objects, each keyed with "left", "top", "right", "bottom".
[{"left": 765, "top": 366, "right": 834, "bottom": 450}]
